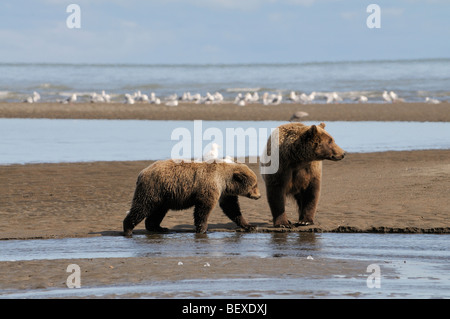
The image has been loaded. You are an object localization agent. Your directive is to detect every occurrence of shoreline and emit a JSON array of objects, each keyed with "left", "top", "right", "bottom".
[
  {"left": 0, "top": 101, "right": 449, "bottom": 122},
  {"left": 1, "top": 150, "right": 449, "bottom": 240}
]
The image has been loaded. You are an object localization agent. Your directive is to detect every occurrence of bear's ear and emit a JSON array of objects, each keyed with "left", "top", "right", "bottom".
[
  {"left": 233, "top": 172, "right": 247, "bottom": 183},
  {"left": 307, "top": 125, "right": 318, "bottom": 137},
  {"left": 319, "top": 122, "right": 326, "bottom": 129}
]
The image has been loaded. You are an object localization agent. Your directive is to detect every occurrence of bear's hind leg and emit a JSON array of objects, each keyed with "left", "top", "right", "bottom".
[
  {"left": 219, "top": 195, "right": 256, "bottom": 231},
  {"left": 144, "top": 206, "right": 169, "bottom": 232}
]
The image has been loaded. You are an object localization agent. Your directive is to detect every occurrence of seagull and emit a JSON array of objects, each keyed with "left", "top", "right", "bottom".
[
  {"left": 234, "top": 93, "right": 243, "bottom": 104},
  {"left": 90, "top": 92, "right": 105, "bottom": 103},
  {"left": 165, "top": 100, "right": 178, "bottom": 106},
  {"left": 288, "top": 91, "right": 299, "bottom": 102},
  {"left": 298, "top": 92, "right": 316, "bottom": 104},
  {"left": 272, "top": 93, "right": 282, "bottom": 105},
  {"left": 234, "top": 93, "right": 247, "bottom": 106},
  {"left": 135, "top": 91, "right": 149, "bottom": 103},
  {"left": 382, "top": 91, "right": 392, "bottom": 103},
  {"left": 32, "top": 91, "right": 40, "bottom": 102},
  {"left": 223, "top": 156, "right": 234, "bottom": 163},
  {"left": 251, "top": 92, "right": 259, "bottom": 102},
  {"left": 124, "top": 93, "right": 135, "bottom": 104},
  {"left": 24, "top": 91, "right": 40, "bottom": 103},
  {"left": 67, "top": 93, "right": 77, "bottom": 103},
  {"left": 326, "top": 92, "right": 342, "bottom": 104},
  {"left": 289, "top": 111, "right": 309, "bottom": 122},
  {"left": 203, "top": 143, "right": 220, "bottom": 162},
  {"left": 101, "top": 90, "right": 111, "bottom": 103},
  {"left": 389, "top": 91, "right": 398, "bottom": 101},
  {"left": 357, "top": 95, "right": 368, "bottom": 103},
  {"left": 425, "top": 97, "right": 441, "bottom": 104}
]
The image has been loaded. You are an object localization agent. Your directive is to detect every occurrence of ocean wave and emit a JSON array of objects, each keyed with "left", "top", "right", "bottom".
[{"left": 27, "top": 83, "right": 72, "bottom": 91}]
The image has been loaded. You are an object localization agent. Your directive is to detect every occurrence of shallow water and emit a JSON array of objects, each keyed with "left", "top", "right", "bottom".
[
  {"left": 1, "top": 119, "right": 449, "bottom": 164},
  {"left": 1, "top": 233, "right": 448, "bottom": 298}
]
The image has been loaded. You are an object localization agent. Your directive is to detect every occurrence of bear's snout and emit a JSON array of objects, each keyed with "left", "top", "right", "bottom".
[
  {"left": 331, "top": 151, "right": 346, "bottom": 161},
  {"left": 247, "top": 187, "right": 261, "bottom": 200}
]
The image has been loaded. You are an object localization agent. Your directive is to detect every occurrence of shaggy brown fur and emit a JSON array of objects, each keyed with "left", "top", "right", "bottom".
[
  {"left": 261, "top": 122, "right": 346, "bottom": 227},
  {"left": 123, "top": 160, "right": 260, "bottom": 235}
]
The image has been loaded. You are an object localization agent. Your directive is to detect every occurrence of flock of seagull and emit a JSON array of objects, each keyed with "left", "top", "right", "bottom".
[{"left": 22, "top": 89, "right": 443, "bottom": 105}]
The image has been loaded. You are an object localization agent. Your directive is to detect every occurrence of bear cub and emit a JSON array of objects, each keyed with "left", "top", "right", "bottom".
[
  {"left": 123, "top": 160, "right": 260, "bottom": 236},
  {"left": 261, "top": 122, "right": 346, "bottom": 227}
]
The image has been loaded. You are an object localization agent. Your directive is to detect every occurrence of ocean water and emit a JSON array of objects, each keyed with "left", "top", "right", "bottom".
[
  {"left": 0, "top": 119, "right": 449, "bottom": 165},
  {"left": 0, "top": 58, "right": 449, "bottom": 103},
  {"left": 1, "top": 233, "right": 449, "bottom": 298}
]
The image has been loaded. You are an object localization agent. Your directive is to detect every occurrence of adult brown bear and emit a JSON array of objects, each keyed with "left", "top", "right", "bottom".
[
  {"left": 260, "top": 122, "right": 346, "bottom": 227},
  {"left": 123, "top": 160, "right": 260, "bottom": 236}
]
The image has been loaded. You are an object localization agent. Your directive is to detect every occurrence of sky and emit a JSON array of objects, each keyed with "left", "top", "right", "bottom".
[{"left": 0, "top": 0, "right": 449, "bottom": 64}]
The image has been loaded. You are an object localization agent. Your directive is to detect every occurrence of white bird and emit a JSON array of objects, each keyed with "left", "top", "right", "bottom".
[
  {"left": 244, "top": 92, "right": 253, "bottom": 102},
  {"left": 357, "top": 95, "right": 368, "bottom": 103},
  {"left": 234, "top": 93, "right": 243, "bottom": 104},
  {"left": 289, "top": 111, "right": 309, "bottom": 122},
  {"left": 135, "top": 91, "right": 149, "bottom": 103},
  {"left": 101, "top": 90, "right": 111, "bottom": 103},
  {"left": 191, "top": 93, "right": 202, "bottom": 102},
  {"left": 389, "top": 91, "right": 398, "bottom": 101},
  {"left": 24, "top": 91, "right": 40, "bottom": 103},
  {"left": 237, "top": 99, "right": 246, "bottom": 106},
  {"left": 90, "top": 92, "right": 105, "bottom": 103},
  {"left": 203, "top": 143, "right": 220, "bottom": 162},
  {"left": 223, "top": 156, "right": 234, "bottom": 163},
  {"left": 425, "top": 97, "right": 441, "bottom": 104},
  {"left": 288, "top": 91, "right": 299, "bottom": 102},
  {"left": 262, "top": 92, "right": 271, "bottom": 105},
  {"left": 298, "top": 92, "right": 316, "bottom": 104},
  {"left": 326, "top": 92, "right": 342, "bottom": 104},
  {"left": 382, "top": 91, "right": 392, "bottom": 103},
  {"left": 67, "top": 93, "right": 77, "bottom": 103},
  {"left": 32, "top": 91, "right": 40, "bottom": 102},
  {"left": 165, "top": 100, "right": 178, "bottom": 106},
  {"left": 213, "top": 92, "right": 224, "bottom": 102},
  {"left": 150, "top": 92, "right": 156, "bottom": 103},
  {"left": 124, "top": 93, "right": 135, "bottom": 104},
  {"left": 272, "top": 93, "right": 282, "bottom": 105}
]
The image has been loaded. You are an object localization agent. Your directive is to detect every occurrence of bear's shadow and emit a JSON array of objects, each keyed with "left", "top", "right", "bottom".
[{"left": 90, "top": 222, "right": 270, "bottom": 237}]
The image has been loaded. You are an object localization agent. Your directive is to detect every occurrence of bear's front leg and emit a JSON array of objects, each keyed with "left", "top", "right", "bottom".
[
  {"left": 219, "top": 195, "right": 256, "bottom": 231},
  {"left": 266, "top": 185, "right": 291, "bottom": 228},
  {"left": 294, "top": 183, "right": 320, "bottom": 226},
  {"left": 193, "top": 202, "right": 215, "bottom": 233}
]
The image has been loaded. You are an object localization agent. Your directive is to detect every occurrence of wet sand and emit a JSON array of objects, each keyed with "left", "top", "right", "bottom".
[
  {"left": 1, "top": 150, "right": 449, "bottom": 241},
  {"left": 0, "top": 102, "right": 449, "bottom": 297},
  {"left": 0, "top": 101, "right": 449, "bottom": 122}
]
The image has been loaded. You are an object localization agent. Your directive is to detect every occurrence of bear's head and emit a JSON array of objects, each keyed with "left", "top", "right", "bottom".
[
  {"left": 227, "top": 164, "right": 261, "bottom": 199},
  {"left": 305, "top": 123, "right": 346, "bottom": 161}
]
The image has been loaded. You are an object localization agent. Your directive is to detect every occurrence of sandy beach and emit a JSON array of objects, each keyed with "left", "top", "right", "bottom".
[
  {"left": 0, "top": 101, "right": 449, "bottom": 296},
  {"left": 0, "top": 101, "right": 449, "bottom": 122}
]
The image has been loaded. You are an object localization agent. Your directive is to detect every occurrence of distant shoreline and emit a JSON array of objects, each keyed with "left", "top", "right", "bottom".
[{"left": 1, "top": 102, "right": 449, "bottom": 122}]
